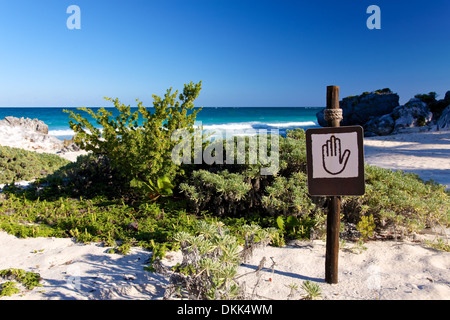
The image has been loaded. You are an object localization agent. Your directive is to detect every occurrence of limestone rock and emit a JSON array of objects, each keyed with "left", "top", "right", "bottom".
[
  {"left": 316, "top": 89, "right": 399, "bottom": 127},
  {"left": 0, "top": 116, "right": 63, "bottom": 152},
  {"left": 363, "top": 113, "right": 395, "bottom": 136},
  {"left": 0, "top": 116, "right": 49, "bottom": 134},
  {"left": 392, "top": 98, "right": 433, "bottom": 133},
  {"left": 445, "top": 91, "right": 450, "bottom": 102},
  {"left": 437, "top": 105, "right": 450, "bottom": 131}
]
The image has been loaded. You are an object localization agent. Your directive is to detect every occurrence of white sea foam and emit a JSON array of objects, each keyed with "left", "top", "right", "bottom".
[
  {"left": 48, "top": 121, "right": 318, "bottom": 139},
  {"left": 49, "top": 129, "right": 76, "bottom": 137},
  {"left": 265, "top": 121, "right": 317, "bottom": 127},
  {"left": 200, "top": 121, "right": 317, "bottom": 131}
]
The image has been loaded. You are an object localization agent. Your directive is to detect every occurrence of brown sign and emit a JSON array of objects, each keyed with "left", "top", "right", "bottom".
[{"left": 306, "top": 126, "right": 365, "bottom": 196}]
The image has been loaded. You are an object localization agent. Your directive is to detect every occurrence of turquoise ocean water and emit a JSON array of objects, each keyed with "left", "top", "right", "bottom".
[{"left": 0, "top": 107, "right": 322, "bottom": 140}]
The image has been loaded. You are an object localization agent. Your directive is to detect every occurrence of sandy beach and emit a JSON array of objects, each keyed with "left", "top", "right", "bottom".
[
  {"left": 1, "top": 129, "right": 449, "bottom": 300},
  {"left": 0, "top": 229, "right": 448, "bottom": 300},
  {"left": 364, "top": 130, "right": 450, "bottom": 190}
]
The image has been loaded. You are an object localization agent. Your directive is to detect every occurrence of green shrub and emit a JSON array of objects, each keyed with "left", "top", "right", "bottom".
[
  {"left": 343, "top": 165, "right": 449, "bottom": 238},
  {"left": 356, "top": 214, "right": 376, "bottom": 240},
  {"left": 43, "top": 153, "right": 130, "bottom": 199},
  {"left": 179, "top": 130, "right": 317, "bottom": 219},
  {"left": 163, "top": 221, "right": 277, "bottom": 300},
  {"left": 415, "top": 92, "right": 437, "bottom": 105},
  {"left": 301, "top": 280, "right": 322, "bottom": 300},
  {"left": 0, "top": 268, "right": 42, "bottom": 291},
  {"left": 262, "top": 172, "right": 314, "bottom": 216},
  {"left": 65, "top": 81, "right": 202, "bottom": 199},
  {"left": 179, "top": 169, "right": 252, "bottom": 216},
  {"left": 414, "top": 92, "right": 450, "bottom": 117},
  {"left": 0, "top": 146, "right": 69, "bottom": 184},
  {"left": 0, "top": 281, "right": 19, "bottom": 297},
  {"left": 374, "top": 88, "right": 393, "bottom": 94},
  {"left": 417, "top": 116, "right": 427, "bottom": 127},
  {"left": 180, "top": 129, "right": 449, "bottom": 240}
]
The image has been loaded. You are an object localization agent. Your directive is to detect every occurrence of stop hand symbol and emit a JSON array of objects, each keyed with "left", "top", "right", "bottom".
[{"left": 322, "top": 135, "right": 351, "bottom": 175}]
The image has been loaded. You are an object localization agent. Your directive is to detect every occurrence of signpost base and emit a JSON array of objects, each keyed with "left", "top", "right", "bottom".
[{"left": 325, "top": 196, "right": 340, "bottom": 284}]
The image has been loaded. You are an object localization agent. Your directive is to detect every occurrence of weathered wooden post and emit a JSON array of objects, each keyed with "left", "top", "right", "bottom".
[
  {"left": 306, "top": 86, "right": 364, "bottom": 285},
  {"left": 324, "top": 85, "right": 342, "bottom": 284}
]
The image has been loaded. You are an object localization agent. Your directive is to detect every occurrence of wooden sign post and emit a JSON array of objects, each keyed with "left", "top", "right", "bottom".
[
  {"left": 324, "top": 86, "right": 341, "bottom": 284},
  {"left": 305, "top": 86, "right": 365, "bottom": 284}
]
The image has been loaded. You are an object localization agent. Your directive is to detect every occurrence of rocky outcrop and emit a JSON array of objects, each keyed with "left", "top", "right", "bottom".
[
  {"left": 317, "top": 89, "right": 450, "bottom": 136},
  {"left": 437, "top": 105, "right": 450, "bottom": 131},
  {"left": 0, "top": 116, "right": 49, "bottom": 134},
  {"left": 391, "top": 98, "right": 433, "bottom": 133},
  {"left": 316, "top": 89, "right": 400, "bottom": 127},
  {"left": 363, "top": 114, "right": 395, "bottom": 137},
  {"left": 0, "top": 116, "right": 63, "bottom": 152}
]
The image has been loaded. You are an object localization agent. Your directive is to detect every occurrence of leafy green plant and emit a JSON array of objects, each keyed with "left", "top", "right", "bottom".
[
  {"left": 424, "top": 238, "right": 450, "bottom": 252},
  {"left": 0, "top": 190, "right": 199, "bottom": 253},
  {"left": 417, "top": 115, "right": 427, "bottom": 127},
  {"left": 65, "top": 81, "right": 202, "bottom": 198},
  {"left": 0, "top": 282, "right": 20, "bottom": 297},
  {"left": 374, "top": 88, "right": 393, "bottom": 94},
  {"left": 179, "top": 169, "right": 252, "bottom": 216},
  {"left": 262, "top": 172, "right": 315, "bottom": 216},
  {"left": 43, "top": 153, "right": 130, "bottom": 199},
  {"left": 356, "top": 214, "right": 376, "bottom": 240},
  {"left": 301, "top": 280, "right": 321, "bottom": 300},
  {"left": 162, "top": 221, "right": 277, "bottom": 300},
  {"left": 143, "top": 175, "right": 175, "bottom": 202},
  {"left": 415, "top": 92, "right": 437, "bottom": 105},
  {"left": 179, "top": 130, "right": 319, "bottom": 219},
  {"left": 342, "top": 164, "right": 449, "bottom": 239},
  {"left": 0, "top": 268, "right": 42, "bottom": 292},
  {"left": 275, "top": 215, "right": 314, "bottom": 239}
]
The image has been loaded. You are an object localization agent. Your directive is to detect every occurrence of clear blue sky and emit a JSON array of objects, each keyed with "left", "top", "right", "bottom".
[{"left": 0, "top": 0, "right": 449, "bottom": 107}]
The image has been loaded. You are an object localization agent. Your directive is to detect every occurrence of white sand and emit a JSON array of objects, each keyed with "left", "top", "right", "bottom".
[
  {"left": 364, "top": 130, "right": 450, "bottom": 190},
  {"left": 1, "top": 129, "right": 449, "bottom": 300},
  {"left": 238, "top": 236, "right": 450, "bottom": 300},
  {"left": 0, "top": 231, "right": 448, "bottom": 300},
  {"left": 0, "top": 232, "right": 176, "bottom": 300}
]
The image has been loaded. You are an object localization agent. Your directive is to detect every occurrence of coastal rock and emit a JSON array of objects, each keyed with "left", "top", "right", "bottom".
[
  {"left": 363, "top": 113, "right": 395, "bottom": 136},
  {"left": 316, "top": 89, "right": 400, "bottom": 127},
  {"left": 0, "top": 116, "right": 49, "bottom": 134},
  {"left": 445, "top": 91, "right": 450, "bottom": 102},
  {"left": 59, "top": 142, "right": 81, "bottom": 153},
  {"left": 392, "top": 98, "right": 433, "bottom": 133},
  {"left": 0, "top": 116, "right": 64, "bottom": 152},
  {"left": 437, "top": 105, "right": 450, "bottom": 130}
]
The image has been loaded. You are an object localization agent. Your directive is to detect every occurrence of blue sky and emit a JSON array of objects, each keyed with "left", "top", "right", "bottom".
[{"left": 0, "top": 0, "right": 449, "bottom": 107}]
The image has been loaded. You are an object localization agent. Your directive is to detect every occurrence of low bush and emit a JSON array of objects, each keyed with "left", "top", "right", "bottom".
[
  {"left": 179, "top": 129, "right": 449, "bottom": 240},
  {"left": 179, "top": 130, "right": 319, "bottom": 221},
  {"left": 162, "top": 220, "right": 278, "bottom": 300},
  {"left": 0, "top": 146, "right": 69, "bottom": 184},
  {"left": 42, "top": 153, "right": 130, "bottom": 200},
  {"left": 0, "top": 268, "right": 42, "bottom": 296},
  {"left": 0, "top": 190, "right": 199, "bottom": 252},
  {"left": 342, "top": 165, "right": 449, "bottom": 238}
]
